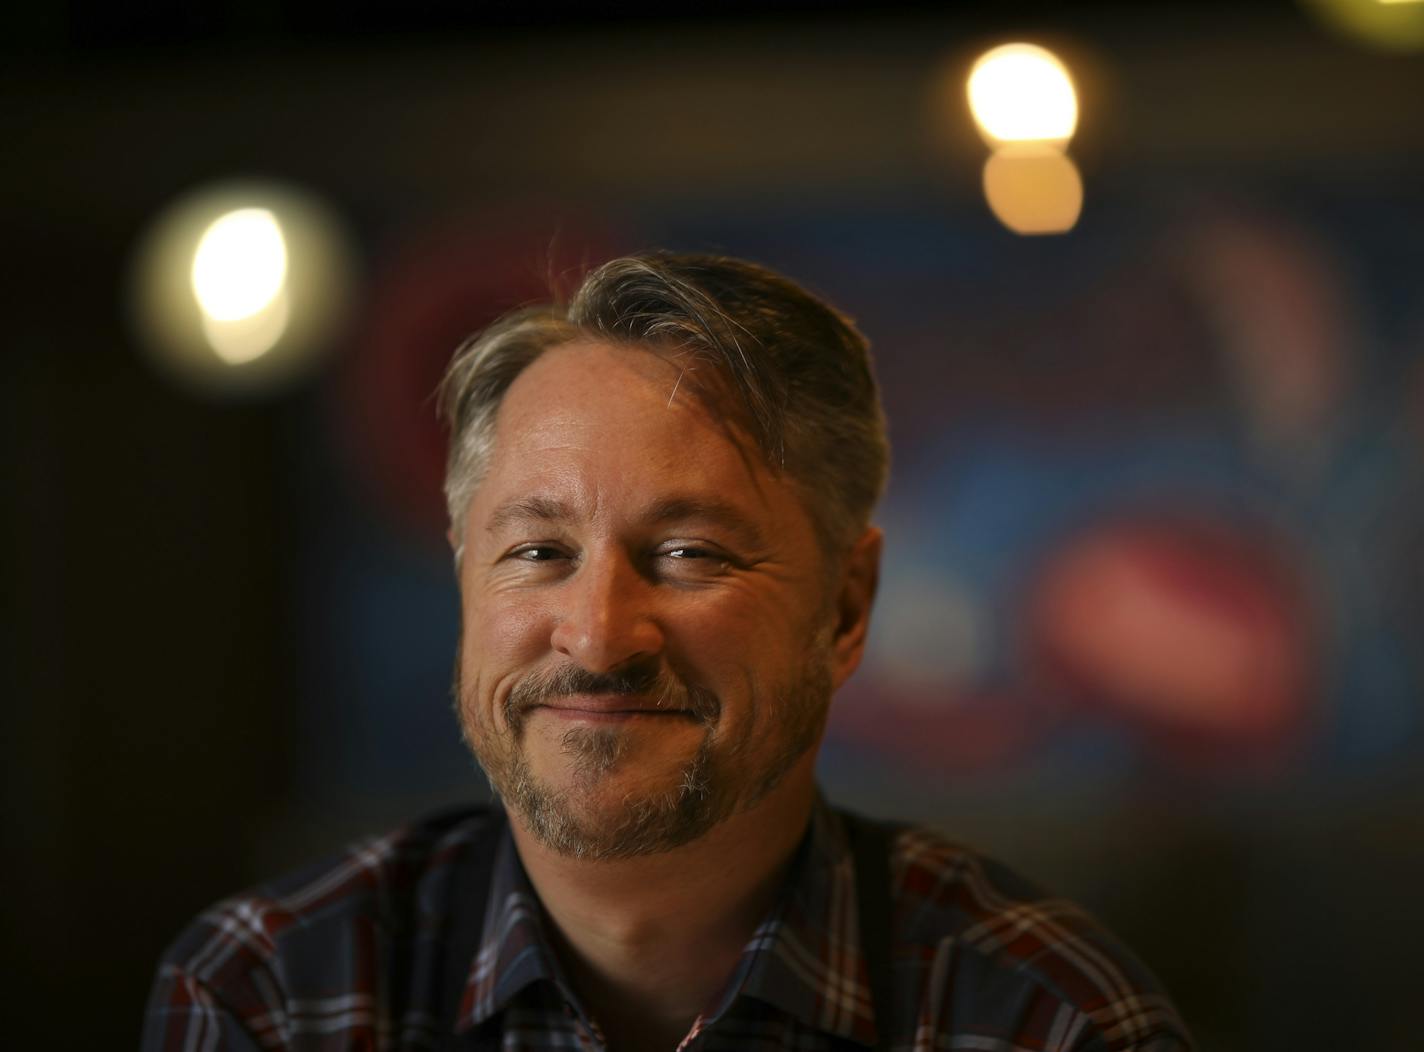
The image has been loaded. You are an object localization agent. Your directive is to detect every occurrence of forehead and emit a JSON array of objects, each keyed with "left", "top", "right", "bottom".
[
  {"left": 472, "top": 340, "right": 804, "bottom": 532},
  {"left": 497, "top": 340, "right": 724, "bottom": 446}
]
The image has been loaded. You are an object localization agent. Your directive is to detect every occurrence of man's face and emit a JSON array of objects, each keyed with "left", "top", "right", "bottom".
[{"left": 454, "top": 341, "right": 872, "bottom": 859}]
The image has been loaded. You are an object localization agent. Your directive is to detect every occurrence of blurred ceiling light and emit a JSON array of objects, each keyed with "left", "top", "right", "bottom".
[
  {"left": 201, "top": 290, "right": 291, "bottom": 366},
  {"left": 1301, "top": 0, "right": 1424, "bottom": 49},
  {"left": 982, "top": 144, "right": 1083, "bottom": 236},
  {"left": 130, "top": 180, "right": 352, "bottom": 397},
  {"left": 967, "top": 43, "right": 1078, "bottom": 146},
  {"left": 191, "top": 208, "right": 288, "bottom": 324}
]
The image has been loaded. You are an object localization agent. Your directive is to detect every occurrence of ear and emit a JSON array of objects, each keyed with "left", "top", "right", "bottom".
[{"left": 829, "top": 526, "right": 882, "bottom": 691}]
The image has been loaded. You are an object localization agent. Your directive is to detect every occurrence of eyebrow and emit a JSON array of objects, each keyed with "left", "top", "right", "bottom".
[
  {"left": 485, "top": 496, "right": 575, "bottom": 535},
  {"left": 644, "top": 497, "right": 768, "bottom": 550}
]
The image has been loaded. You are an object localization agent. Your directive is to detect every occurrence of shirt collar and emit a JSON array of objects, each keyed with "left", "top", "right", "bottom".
[
  {"left": 718, "top": 796, "right": 878, "bottom": 1047},
  {"left": 455, "top": 796, "right": 879, "bottom": 1048},
  {"left": 456, "top": 820, "right": 577, "bottom": 1033}
]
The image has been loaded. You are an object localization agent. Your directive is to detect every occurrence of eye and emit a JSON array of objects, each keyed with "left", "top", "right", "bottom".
[
  {"left": 666, "top": 546, "right": 713, "bottom": 560},
  {"left": 657, "top": 544, "right": 734, "bottom": 577},
  {"left": 509, "top": 545, "right": 568, "bottom": 563}
]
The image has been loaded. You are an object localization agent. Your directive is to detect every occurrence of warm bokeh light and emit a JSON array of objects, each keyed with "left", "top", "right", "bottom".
[
  {"left": 191, "top": 208, "right": 288, "bottom": 323},
  {"left": 967, "top": 43, "right": 1078, "bottom": 145},
  {"left": 981, "top": 144, "right": 1083, "bottom": 235},
  {"left": 130, "top": 181, "right": 352, "bottom": 396},
  {"left": 201, "top": 290, "right": 291, "bottom": 365},
  {"left": 1301, "top": 0, "right": 1424, "bottom": 49}
]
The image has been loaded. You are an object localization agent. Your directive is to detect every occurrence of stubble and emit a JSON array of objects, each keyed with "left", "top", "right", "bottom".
[{"left": 455, "top": 650, "right": 832, "bottom": 860}]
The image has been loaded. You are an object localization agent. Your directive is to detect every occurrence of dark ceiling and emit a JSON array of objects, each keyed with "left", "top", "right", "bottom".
[{"left": 16, "top": 0, "right": 1301, "bottom": 57}]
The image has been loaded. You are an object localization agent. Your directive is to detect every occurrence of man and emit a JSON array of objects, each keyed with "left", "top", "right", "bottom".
[{"left": 146, "top": 253, "right": 1191, "bottom": 1051}]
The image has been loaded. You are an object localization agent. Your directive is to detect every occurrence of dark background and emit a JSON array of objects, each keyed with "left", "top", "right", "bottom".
[{"left": 5, "top": 2, "right": 1424, "bottom": 1048}]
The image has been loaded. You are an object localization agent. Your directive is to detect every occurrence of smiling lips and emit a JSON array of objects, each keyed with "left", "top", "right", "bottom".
[{"left": 533, "top": 694, "right": 700, "bottom": 721}]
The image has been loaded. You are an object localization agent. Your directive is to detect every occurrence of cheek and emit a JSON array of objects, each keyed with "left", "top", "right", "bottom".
[
  {"left": 671, "top": 597, "right": 794, "bottom": 689},
  {"left": 460, "top": 593, "right": 553, "bottom": 670}
]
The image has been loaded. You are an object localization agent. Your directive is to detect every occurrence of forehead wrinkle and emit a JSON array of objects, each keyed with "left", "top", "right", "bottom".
[{"left": 484, "top": 495, "right": 576, "bottom": 535}]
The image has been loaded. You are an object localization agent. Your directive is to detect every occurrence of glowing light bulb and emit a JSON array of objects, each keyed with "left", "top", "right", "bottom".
[
  {"left": 130, "top": 180, "right": 351, "bottom": 396},
  {"left": 967, "top": 43, "right": 1079, "bottom": 145},
  {"left": 191, "top": 208, "right": 289, "bottom": 322},
  {"left": 201, "top": 291, "right": 291, "bottom": 365}
]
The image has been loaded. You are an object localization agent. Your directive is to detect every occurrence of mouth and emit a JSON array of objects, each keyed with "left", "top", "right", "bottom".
[{"left": 531, "top": 694, "right": 702, "bottom": 723}]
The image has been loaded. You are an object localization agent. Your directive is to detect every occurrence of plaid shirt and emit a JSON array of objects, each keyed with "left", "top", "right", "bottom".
[{"left": 145, "top": 798, "right": 1190, "bottom": 1051}]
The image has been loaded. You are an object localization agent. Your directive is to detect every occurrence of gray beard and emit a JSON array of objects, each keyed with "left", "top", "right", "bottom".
[
  {"left": 500, "top": 723, "right": 725, "bottom": 860},
  {"left": 455, "top": 657, "right": 831, "bottom": 861}
]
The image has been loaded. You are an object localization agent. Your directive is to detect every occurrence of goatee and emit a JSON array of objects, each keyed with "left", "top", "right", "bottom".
[{"left": 454, "top": 656, "right": 829, "bottom": 860}]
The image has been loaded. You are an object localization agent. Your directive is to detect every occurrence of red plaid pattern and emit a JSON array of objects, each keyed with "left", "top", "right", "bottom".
[{"left": 145, "top": 800, "right": 1190, "bottom": 1051}]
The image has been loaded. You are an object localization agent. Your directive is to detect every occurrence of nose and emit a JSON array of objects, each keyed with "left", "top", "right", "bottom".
[{"left": 549, "top": 547, "right": 664, "bottom": 674}]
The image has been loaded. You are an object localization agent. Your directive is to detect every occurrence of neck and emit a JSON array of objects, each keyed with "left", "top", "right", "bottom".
[{"left": 508, "top": 764, "right": 817, "bottom": 1052}]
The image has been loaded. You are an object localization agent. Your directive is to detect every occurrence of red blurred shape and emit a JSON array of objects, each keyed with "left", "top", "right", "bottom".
[{"left": 1030, "top": 516, "right": 1313, "bottom": 751}]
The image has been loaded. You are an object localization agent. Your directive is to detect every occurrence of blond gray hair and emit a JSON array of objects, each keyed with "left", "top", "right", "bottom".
[{"left": 437, "top": 252, "right": 888, "bottom": 558}]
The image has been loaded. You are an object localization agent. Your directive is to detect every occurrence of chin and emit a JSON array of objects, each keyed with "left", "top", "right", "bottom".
[
  {"left": 515, "top": 781, "right": 726, "bottom": 861},
  {"left": 502, "top": 735, "right": 729, "bottom": 860}
]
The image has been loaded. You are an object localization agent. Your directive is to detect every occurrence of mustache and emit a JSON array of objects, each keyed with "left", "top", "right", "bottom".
[{"left": 505, "top": 661, "right": 720, "bottom": 726}]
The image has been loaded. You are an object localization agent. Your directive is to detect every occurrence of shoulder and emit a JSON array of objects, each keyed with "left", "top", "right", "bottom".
[
  {"left": 145, "top": 805, "right": 502, "bottom": 1050},
  {"left": 159, "top": 806, "right": 500, "bottom": 983},
  {"left": 880, "top": 819, "right": 1191, "bottom": 1051}
]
